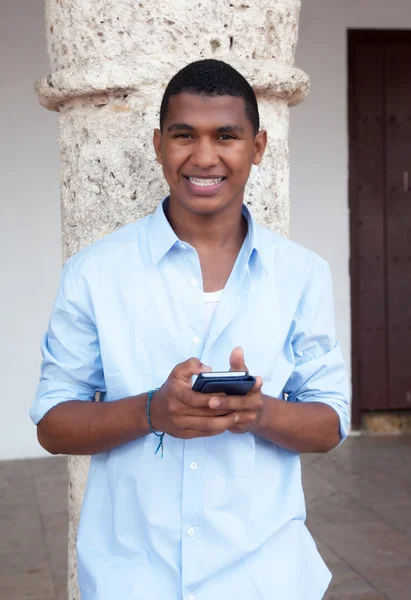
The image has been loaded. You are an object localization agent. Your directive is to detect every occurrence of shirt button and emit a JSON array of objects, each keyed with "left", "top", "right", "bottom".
[
  {"left": 188, "top": 527, "right": 196, "bottom": 537},
  {"left": 190, "top": 278, "right": 198, "bottom": 287},
  {"left": 192, "top": 336, "right": 200, "bottom": 345},
  {"left": 188, "top": 595, "right": 196, "bottom": 600},
  {"left": 180, "top": 243, "right": 187, "bottom": 250},
  {"left": 190, "top": 462, "right": 198, "bottom": 471}
]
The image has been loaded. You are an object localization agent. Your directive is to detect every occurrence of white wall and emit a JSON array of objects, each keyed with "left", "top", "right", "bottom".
[
  {"left": 290, "top": 0, "right": 411, "bottom": 394},
  {"left": 0, "top": 0, "right": 61, "bottom": 459}
]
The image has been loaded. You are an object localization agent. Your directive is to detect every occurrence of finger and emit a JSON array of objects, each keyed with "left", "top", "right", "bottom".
[
  {"left": 229, "top": 346, "right": 248, "bottom": 372},
  {"left": 250, "top": 375, "right": 263, "bottom": 393},
  {"left": 228, "top": 410, "right": 258, "bottom": 433},
  {"left": 208, "top": 393, "right": 262, "bottom": 412},
  {"left": 183, "top": 413, "right": 239, "bottom": 433},
  {"left": 181, "top": 389, "right": 225, "bottom": 410},
  {"left": 181, "top": 404, "right": 233, "bottom": 417},
  {"left": 183, "top": 428, "right": 233, "bottom": 439},
  {"left": 171, "top": 357, "right": 212, "bottom": 383}
]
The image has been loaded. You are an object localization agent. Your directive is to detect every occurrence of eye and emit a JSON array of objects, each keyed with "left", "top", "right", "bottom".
[
  {"left": 218, "top": 134, "right": 236, "bottom": 141},
  {"left": 174, "top": 133, "right": 193, "bottom": 139}
]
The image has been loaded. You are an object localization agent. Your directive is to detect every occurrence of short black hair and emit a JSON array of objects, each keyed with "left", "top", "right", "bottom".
[{"left": 160, "top": 59, "right": 260, "bottom": 135}]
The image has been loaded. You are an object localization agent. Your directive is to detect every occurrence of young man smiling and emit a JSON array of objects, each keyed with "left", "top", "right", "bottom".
[{"left": 31, "top": 60, "right": 349, "bottom": 599}]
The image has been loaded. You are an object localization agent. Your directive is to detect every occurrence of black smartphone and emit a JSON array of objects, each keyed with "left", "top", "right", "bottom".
[{"left": 192, "top": 371, "right": 256, "bottom": 395}]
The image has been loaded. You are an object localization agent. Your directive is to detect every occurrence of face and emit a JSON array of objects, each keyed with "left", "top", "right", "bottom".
[{"left": 153, "top": 93, "right": 267, "bottom": 217}]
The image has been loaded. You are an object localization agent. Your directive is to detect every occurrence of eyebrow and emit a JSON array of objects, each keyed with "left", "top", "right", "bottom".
[
  {"left": 167, "top": 123, "right": 195, "bottom": 132},
  {"left": 216, "top": 125, "right": 244, "bottom": 134},
  {"left": 167, "top": 123, "right": 245, "bottom": 134}
]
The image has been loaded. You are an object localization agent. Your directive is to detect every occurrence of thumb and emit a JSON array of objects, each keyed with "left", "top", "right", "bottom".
[
  {"left": 171, "top": 357, "right": 212, "bottom": 383},
  {"left": 229, "top": 346, "right": 248, "bottom": 372}
]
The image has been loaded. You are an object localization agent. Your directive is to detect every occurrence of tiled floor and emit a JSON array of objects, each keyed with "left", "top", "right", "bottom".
[{"left": 1, "top": 436, "right": 411, "bottom": 600}]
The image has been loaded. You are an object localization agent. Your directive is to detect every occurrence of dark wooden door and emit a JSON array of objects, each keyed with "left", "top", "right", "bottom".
[{"left": 349, "top": 30, "right": 411, "bottom": 425}]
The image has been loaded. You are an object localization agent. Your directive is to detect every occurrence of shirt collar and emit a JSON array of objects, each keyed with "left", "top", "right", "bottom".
[
  {"left": 241, "top": 203, "right": 269, "bottom": 274},
  {"left": 147, "top": 197, "right": 179, "bottom": 265},
  {"left": 148, "top": 196, "right": 269, "bottom": 274}
]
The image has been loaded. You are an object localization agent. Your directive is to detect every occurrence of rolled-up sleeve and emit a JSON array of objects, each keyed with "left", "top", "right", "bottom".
[
  {"left": 284, "top": 262, "right": 350, "bottom": 441},
  {"left": 30, "top": 258, "right": 105, "bottom": 425}
]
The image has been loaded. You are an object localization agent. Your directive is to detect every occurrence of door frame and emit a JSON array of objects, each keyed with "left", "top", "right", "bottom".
[{"left": 348, "top": 29, "right": 411, "bottom": 428}]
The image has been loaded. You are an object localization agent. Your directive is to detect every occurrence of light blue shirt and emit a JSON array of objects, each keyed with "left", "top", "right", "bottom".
[{"left": 31, "top": 198, "right": 349, "bottom": 600}]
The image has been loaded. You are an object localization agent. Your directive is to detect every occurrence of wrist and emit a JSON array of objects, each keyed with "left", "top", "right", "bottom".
[
  {"left": 147, "top": 387, "right": 163, "bottom": 433},
  {"left": 146, "top": 388, "right": 165, "bottom": 457},
  {"left": 135, "top": 393, "right": 151, "bottom": 436},
  {"left": 252, "top": 394, "right": 277, "bottom": 437}
]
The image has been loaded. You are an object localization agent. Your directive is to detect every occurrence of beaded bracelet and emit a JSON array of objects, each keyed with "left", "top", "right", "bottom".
[{"left": 146, "top": 388, "right": 165, "bottom": 458}]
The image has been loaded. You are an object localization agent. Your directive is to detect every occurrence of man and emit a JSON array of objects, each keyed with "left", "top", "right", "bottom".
[{"left": 31, "top": 59, "right": 349, "bottom": 599}]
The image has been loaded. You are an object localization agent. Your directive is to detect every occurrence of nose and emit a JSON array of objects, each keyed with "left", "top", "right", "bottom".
[{"left": 191, "top": 138, "right": 219, "bottom": 169}]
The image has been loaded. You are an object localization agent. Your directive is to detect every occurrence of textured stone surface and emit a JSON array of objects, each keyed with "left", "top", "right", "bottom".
[
  {"left": 362, "top": 412, "right": 411, "bottom": 435},
  {"left": 37, "top": 1, "right": 307, "bottom": 597},
  {"left": 44, "top": 0, "right": 300, "bottom": 70},
  {"left": 37, "top": 60, "right": 308, "bottom": 110},
  {"left": 37, "top": 0, "right": 309, "bottom": 112}
]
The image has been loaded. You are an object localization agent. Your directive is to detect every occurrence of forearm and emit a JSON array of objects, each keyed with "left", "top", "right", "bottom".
[
  {"left": 253, "top": 395, "right": 341, "bottom": 454},
  {"left": 37, "top": 394, "right": 150, "bottom": 455}
]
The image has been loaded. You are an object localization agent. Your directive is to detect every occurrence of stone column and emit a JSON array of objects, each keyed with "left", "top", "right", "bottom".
[{"left": 36, "top": 1, "right": 308, "bottom": 596}]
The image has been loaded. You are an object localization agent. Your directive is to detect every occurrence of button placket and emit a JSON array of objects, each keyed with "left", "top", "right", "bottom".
[
  {"left": 178, "top": 245, "right": 203, "bottom": 354},
  {"left": 181, "top": 438, "right": 205, "bottom": 591}
]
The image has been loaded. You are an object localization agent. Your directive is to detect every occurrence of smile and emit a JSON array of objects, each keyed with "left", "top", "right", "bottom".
[{"left": 187, "top": 177, "right": 225, "bottom": 187}]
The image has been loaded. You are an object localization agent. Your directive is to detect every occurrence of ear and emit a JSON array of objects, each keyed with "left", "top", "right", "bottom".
[
  {"left": 252, "top": 130, "right": 267, "bottom": 166},
  {"left": 153, "top": 128, "right": 162, "bottom": 165}
]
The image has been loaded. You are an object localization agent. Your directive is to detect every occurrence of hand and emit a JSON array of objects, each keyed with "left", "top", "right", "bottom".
[
  {"left": 207, "top": 347, "right": 265, "bottom": 434},
  {"left": 149, "top": 358, "right": 239, "bottom": 439}
]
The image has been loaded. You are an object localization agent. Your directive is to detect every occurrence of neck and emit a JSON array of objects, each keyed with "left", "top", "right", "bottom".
[{"left": 165, "top": 194, "right": 247, "bottom": 252}]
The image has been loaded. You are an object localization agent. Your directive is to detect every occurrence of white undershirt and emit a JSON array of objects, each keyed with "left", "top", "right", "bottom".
[{"left": 204, "top": 290, "right": 223, "bottom": 337}]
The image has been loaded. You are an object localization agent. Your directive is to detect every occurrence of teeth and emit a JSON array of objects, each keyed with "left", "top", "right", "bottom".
[{"left": 188, "top": 177, "right": 223, "bottom": 187}]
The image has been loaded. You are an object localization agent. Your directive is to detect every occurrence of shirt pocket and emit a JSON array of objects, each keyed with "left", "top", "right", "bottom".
[{"left": 204, "top": 431, "right": 255, "bottom": 478}]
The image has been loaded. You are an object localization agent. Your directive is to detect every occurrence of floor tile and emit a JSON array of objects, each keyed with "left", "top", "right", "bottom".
[
  {"left": 325, "top": 592, "right": 387, "bottom": 599},
  {"left": 0, "top": 459, "right": 38, "bottom": 512},
  {"left": 301, "top": 465, "right": 340, "bottom": 500},
  {"left": 29, "top": 456, "right": 67, "bottom": 479},
  {"left": 313, "top": 537, "right": 385, "bottom": 599},
  {"left": 31, "top": 458, "right": 68, "bottom": 518},
  {"left": 0, "top": 504, "right": 50, "bottom": 574},
  {"left": 30, "top": 458, "right": 69, "bottom": 599},
  {"left": 303, "top": 466, "right": 381, "bottom": 528},
  {"left": 0, "top": 570, "right": 55, "bottom": 600},
  {"left": 361, "top": 563, "right": 411, "bottom": 600},
  {"left": 371, "top": 502, "right": 411, "bottom": 538},
  {"left": 313, "top": 521, "right": 411, "bottom": 571},
  {"left": 43, "top": 511, "right": 68, "bottom": 598},
  {"left": 0, "top": 503, "right": 55, "bottom": 599}
]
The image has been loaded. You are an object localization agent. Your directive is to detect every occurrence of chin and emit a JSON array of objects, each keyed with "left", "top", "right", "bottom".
[{"left": 182, "top": 195, "right": 230, "bottom": 216}]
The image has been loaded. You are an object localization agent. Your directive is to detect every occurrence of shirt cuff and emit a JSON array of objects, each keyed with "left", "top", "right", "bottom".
[{"left": 30, "top": 379, "right": 94, "bottom": 425}]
